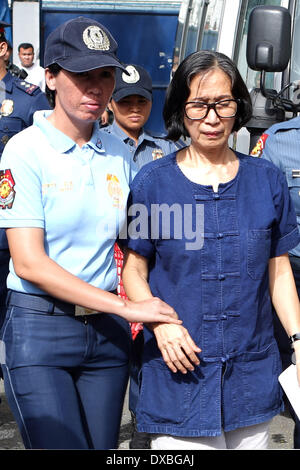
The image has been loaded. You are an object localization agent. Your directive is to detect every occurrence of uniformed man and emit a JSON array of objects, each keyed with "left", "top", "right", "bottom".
[
  {"left": 0, "top": 22, "right": 50, "bottom": 311},
  {"left": 251, "top": 119, "right": 300, "bottom": 449},
  {"left": 5, "top": 41, "right": 28, "bottom": 80},
  {"left": 103, "top": 63, "right": 183, "bottom": 449}
]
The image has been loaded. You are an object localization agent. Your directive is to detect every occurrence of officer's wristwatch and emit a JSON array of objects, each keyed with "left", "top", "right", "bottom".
[{"left": 290, "top": 333, "right": 300, "bottom": 349}]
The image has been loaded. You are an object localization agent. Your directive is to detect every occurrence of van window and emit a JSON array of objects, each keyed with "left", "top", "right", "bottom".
[
  {"left": 201, "top": 0, "right": 224, "bottom": 51},
  {"left": 173, "top": 0, "right": 224, "bottom": 66},
  {"left": 289, "top": 1, "right": 300, "bottom": 104}
]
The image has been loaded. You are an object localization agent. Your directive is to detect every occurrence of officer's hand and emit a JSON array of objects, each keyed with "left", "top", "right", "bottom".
[{"left": 121, "top": 297, "right": 182, "bottom": 325}]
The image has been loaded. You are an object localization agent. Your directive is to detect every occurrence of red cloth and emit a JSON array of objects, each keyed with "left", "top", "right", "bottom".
[{"left": 114, "top": 243, "right": 143, "bottom": 340}]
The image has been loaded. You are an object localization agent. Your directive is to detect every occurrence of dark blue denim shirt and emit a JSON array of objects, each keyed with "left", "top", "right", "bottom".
[{"left": 124, "top": 151, "right": 300, "bottom": 437}]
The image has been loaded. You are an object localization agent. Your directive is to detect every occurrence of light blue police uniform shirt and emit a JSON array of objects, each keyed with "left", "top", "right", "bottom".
[
  {"left": 0, "top": 110, "right": 137, "bottom": 295},
  {"left": 258, "top": 117, "right": 300, "bottom": 258},
  {"left": 103, "top": 121, "right": 181, "bottom": 169}
]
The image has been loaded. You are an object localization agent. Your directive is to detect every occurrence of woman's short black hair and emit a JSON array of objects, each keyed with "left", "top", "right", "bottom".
[
  {"left": 45, "top": 63, "right": 62, "bottom": 108},
  {"left": 163, "top": 50, "right": 253, "bottom": 141}
]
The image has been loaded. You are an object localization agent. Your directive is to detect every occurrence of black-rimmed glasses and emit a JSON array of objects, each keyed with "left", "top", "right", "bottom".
[{"left": 184, "top": 99, "right": 239, "bottom": 120}]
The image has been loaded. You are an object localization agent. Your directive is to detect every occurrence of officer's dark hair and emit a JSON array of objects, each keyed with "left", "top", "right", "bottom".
[
  {"left": 45, "top": 63, "right": 62, "bottom": 108},
  {"left": 18, "top": 43, "right": 34, "bottom": 52},
  {"left": 163, "top": 50, "right": 253, "bottom": 141}
]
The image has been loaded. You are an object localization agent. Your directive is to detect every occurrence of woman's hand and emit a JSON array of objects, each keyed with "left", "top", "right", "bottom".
[
  {"left": 151, "top": 323, "right": 201, "bottom": 374},
  {"left": 120, "top": 297, "right": 182, "bottom": 325}
]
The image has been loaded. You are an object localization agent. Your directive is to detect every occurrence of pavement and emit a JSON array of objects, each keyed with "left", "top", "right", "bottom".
[{"left": 0, "top": 380, "right": 295, "bottom": 450}]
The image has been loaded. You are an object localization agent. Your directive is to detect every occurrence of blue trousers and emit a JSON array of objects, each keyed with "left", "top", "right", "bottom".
[
  {"left": 129, "top": 331, "right": 144, "bottom": 415},
  {"left": 0, "top": 291, "right": 131, "bottom": 449}
]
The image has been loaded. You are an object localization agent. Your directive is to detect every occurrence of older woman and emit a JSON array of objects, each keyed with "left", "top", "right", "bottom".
[{"left": 122, "top": 50, "right": 300, "bottom": 450}]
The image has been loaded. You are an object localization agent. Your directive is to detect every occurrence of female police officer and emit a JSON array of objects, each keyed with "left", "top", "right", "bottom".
[{"left": 0, "top": 17, "right": 180, "bottom": 450}]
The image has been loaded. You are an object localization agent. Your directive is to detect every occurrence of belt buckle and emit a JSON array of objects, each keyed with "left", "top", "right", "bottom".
[{"left": 75, "top": 306, "right": 99, "bottom": 316}]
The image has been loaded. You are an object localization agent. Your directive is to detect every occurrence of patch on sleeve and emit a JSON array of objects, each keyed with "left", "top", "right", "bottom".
[
  {"left": 0, "top": 169, "right": 16, "bottom": 209},
  {"left": 250, "top": 133, "right": 269, "bottom": 157}
]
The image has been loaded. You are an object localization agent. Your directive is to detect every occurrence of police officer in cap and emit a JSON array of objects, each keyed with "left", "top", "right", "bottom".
[{"left": 0, "top": 22, "right": 50, "bottom": 314}]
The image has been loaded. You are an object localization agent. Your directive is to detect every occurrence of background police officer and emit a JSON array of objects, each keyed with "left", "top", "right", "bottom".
[
  {"left": 251, "top": 121, "right": 300, "bottom": 449},
  {"left": 0, "top": 22, "right": 50, "bottom": 313}
]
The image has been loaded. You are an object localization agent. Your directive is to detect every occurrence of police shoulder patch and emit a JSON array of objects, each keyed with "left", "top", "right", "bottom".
[
  {"left": 250, "top": 133, "right": 269, "bottom": 158},
  {"left": 0, "top": 169, "right": 16, "bottom": 209},
  {"left": 15, "top": 80, "right": 39, "bottom": 95}
]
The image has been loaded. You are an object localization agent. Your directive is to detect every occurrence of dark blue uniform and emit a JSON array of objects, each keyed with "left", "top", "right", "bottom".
[
  {"left": 0, "top": 72, "right": 50, "bottom": 155},
  {"left": 0, "top": 72, "right": 51, "bottom": 311}
]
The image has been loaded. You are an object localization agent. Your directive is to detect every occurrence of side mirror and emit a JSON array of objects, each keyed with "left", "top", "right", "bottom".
[{"left": 246, "top": 5, "right": 291, "bottom": 72}]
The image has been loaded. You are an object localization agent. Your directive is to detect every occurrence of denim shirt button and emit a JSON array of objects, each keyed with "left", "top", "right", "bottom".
[
  {"left": 217, "top": 233, "right": 224, "bottom": 239},
  {"left": 221, "top": 314, "right": 227, "bottom": 320},
  {"left": 218, "top": 274, "right": 225, "bottom": 280},
  {"left": 213, "top": 193, "right": 220, "bottom": 200}
]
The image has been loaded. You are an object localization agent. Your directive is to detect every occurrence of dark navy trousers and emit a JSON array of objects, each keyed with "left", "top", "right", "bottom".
[{"left": 0, "top": 291, "right": 131, "bottom": 449}]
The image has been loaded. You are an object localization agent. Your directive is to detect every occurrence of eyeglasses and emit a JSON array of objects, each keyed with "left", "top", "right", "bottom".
[{"left": 184, "top": 99, "right": 239, "bottom": 120}]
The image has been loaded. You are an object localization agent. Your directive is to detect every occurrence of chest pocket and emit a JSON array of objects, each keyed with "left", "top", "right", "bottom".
[
  {"left": 286, "top": 168, "right": 300, "bottom": 216},
  {"left": 0, "top": 117, "right": 23, "bottom": 133},
  {"left": 247, "top": 229, "right": 271, "bottom": 280}
]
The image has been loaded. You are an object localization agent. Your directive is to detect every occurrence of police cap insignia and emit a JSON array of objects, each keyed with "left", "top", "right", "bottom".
[
  {"left": 0, "top": 169, "right": 15, "bottom": 209},
  {"left": 113, "top": 64, "right": 152, "bottom": 102},
  {"left": 122, "top": 65, "right": 140, "bottom": 84},
  {"left": 82, "top": 25, "right": 110, "bottom": 51}
]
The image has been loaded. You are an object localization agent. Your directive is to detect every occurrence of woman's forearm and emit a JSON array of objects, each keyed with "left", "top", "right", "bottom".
[
  {"left": 269, "top": 254, "right": 300, "bottom": 384},
  {"left": 269, "top": 254, "right": 300, "bottom": 336},
  {"left": 122, "top": 249, "right": 153, "bottom": 301},
  {"left": 6, "top": 229, "right": 181, "bottom": 325}
]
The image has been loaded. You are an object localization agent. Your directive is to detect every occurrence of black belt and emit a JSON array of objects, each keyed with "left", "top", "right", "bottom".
[{"left": 7, "top": 289, "right": 117, "bottom": 316}]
